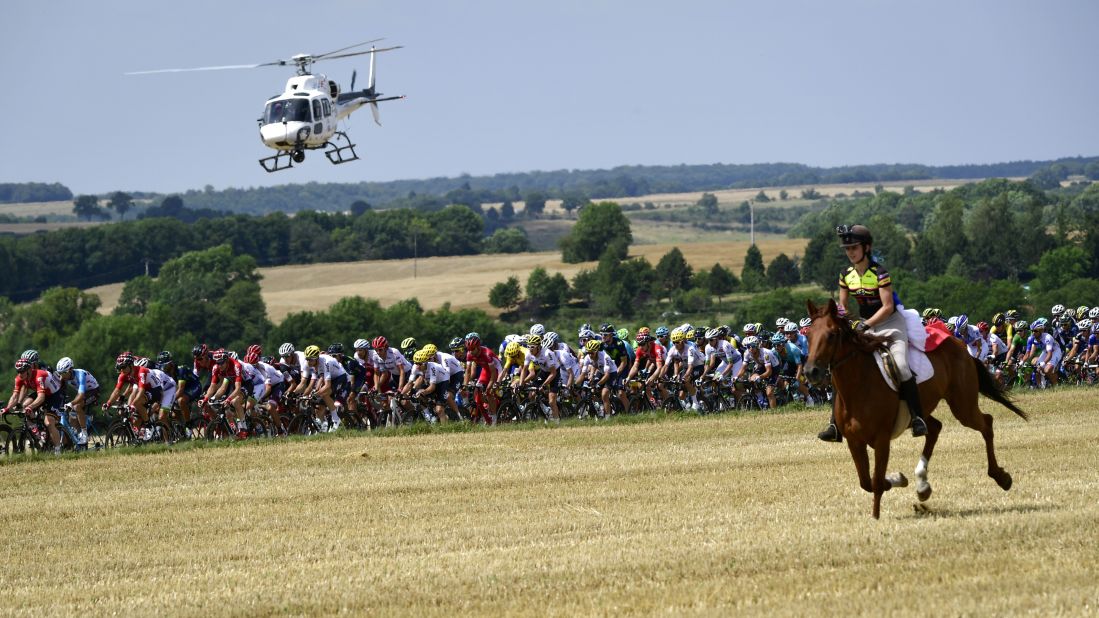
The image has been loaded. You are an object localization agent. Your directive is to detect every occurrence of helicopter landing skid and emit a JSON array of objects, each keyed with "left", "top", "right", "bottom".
[
  {"left": 259, "top": 150, "right": 297, "bottom": 173},
  {"left": 324, "top": 132, "right": 359, "bottom": 165}
]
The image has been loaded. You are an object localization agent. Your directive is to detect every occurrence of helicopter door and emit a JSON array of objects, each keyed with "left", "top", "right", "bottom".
[
  {"left": 312, "top": 99, "right": 323, "bottom": 137},
  {"left": 322, "top": 99, "right": 332, "bottom": 136}
]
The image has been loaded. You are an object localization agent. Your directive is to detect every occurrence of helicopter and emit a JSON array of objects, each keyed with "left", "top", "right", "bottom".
[{"left": 127, "top": 39, "right": 404, "bottom": 172}]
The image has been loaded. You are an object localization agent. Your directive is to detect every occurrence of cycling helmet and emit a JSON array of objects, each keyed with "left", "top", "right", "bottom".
[
  {"left": 992, "top": 313, "right": 1005, "bottom": 326},
  {"left": 670, "top": 330, "right": 686, "bottom": 343},
  {"left": 717, "top": 325, "right": 729, "bottom": 337},
  {"left": 544, "top": 332, "right": 560, "bottom": 348},
  {"left": 977, "top": 321, "right": 990, "bottom": 332},
  {"left": 56, "top": 357, "right": 74, "bottom": 373},
  {"left": 448, "top": 337, "right": 464, "bottom": 351},
  {"left": 519, "top": 334, "right": 533, "bottom": 346},
  {"left": 422, "top": 344, "right": 438, "bottom": 357},
  {"left": 20, "top": 349, "right": 39, "bottom": 363},
  {"left": 372, "top": 336, "right": 389, "bottom": 350},
  {"left": 244, "top": 351, "right": 260, "bottom": 365},
  {"left": 784, "top": 322, "right": 799, "bottom": 333},
  {"left": 1015, "top": 320, "right": 1029, "bottom": 332},
  {"left": 771, "top": 332, "right": 786, "bottom": 345},
  {"left": 1077, "top": 319, "right": 1092, "bottom": 330},
  {"left": 134, "top": 357, "right": 150, "bottom": 368},
  {"left": 705, "top": 327, "right": 721, "bottom": 339},
  {"left": 1063, "top": 308, "right": 1076, "bottom": 320},
  {"left": 1077, "top": 305, "right": 1090, "bottom": 319},
  {"left": 115, "top": 352, "right": 134, "bottom": 370},
  {"left": 799, "top": 317, "right": 812, "bottom": 328},
  {"left": 946, "top": 316, "right": 958, "bottom": 328},
  {"left": 1090, "top": 308, "right": 1099, "bottom": 319},
  {"left": 192, "top": 343, "right": 209, "bottom": 358},
  {"left": 617, "top": 328, "right": 629, "bottom": 340},
  {"left": 655, "top": 326, "right": 669, "bottom": 337},
  {"left": 529, "top": 324, "right": 546, "bottom": 336},
  {"left": 228, "top": 351, "right": 240, "bottom": 361},
  {"left": 353, "top": 338, "right": 371, "bottom": 350},
  {"left": 742, "top": 336, "right": 760, "bottom": 349},
  {"left": 599, "top": 323, "right": 615, "bottom": 335},
  {"left": 775, "top": 317, "right": 789, "bottom": 328},
  {"left": 464, "top": 332, "right": 480, "bottom": 345},
  {"left": 579, "top": 328, "right": 596, "bottom": 340},
  {"left": 278, "top": 343, "right": 295, "bottom": 357},
  {"left": 1030, "top": 318, "right": 1047, "bottom": 331},
  {"left": 1051, "top": 304, "right": 1065, "bottom": 317},
  {"left": 921, "top": 307, "right": 937, "bottom": 319},
  {"left": 527, "top": 334, "right": 543, "bottom": 348},
  {"left": 742, "top": 323, "right": 757, "bottom": 335},
  {"left": 400, "top": 337, "right": 417, "bottom": 352},
  {"left": 211, "top": 349, "right": 228, "bottom": 364},
  {"left": 580, "top": 323, "right": 592, "bottom": 333},
  {"left": 326, "top": 342, "right": 343, "bottom": 355},
  {"left": 14, "top": 358, "right": 31, "bottom": 372},
  {"left": 1005, "top": 309, "right": 1020, "bottom": 320},
  {"left": 303, "top": 345, "right": 321, "bottom": 360},
  {"left": 260, "top": 356, "right": 273, "bottom": 364},
  {"left": 636, "top": 326, "right": 651, "bottom": 337},
  {"left": 505, "top": 341, "right": 520, "bottom": 357},
  {"left": 1058, "top": 314, "right": 1074, "bottom": 326},
  {"left": 956, "top": 314, "right": 969, "bottom": 331},
  {"left": 157, "top": 351, "right": 173, "bottom": 365},
  {"left": 412, "top": 349, "right": 432, "bottom": 364},
  {"left": 693, "top": 329, "right": 706, "bottom": 341},
  {"left": 685, "top": 329, "right": 696, "bottom": 340},
  {"left": 584, "top": 340, "right": 602, "bottom": 353},
  {"left": 836, "top": 224, "right": 873, "bottom": 247},
  {"left": 635, "top": 333, "right": 653, "bottom": 344}
]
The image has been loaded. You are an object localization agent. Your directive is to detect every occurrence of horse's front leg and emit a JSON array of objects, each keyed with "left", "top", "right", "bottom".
[
  {"left": 871, "top": 434, "right": 893, "bottom": 519},
  {"left": 915, "top": 415, "right": 943, "bottom": 501},
  {"left": 847, "top": 439, "right": 872, "bottom": 494}
]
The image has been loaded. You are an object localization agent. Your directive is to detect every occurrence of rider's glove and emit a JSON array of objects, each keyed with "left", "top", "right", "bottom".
[
  {"left": 101, "top": 402, "right": 110, "bottom": 411},
  {"left": 855, "top": 321, "right": 869, "bottom": 334}
]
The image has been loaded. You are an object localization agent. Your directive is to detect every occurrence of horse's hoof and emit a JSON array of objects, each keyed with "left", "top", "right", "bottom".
[
  {"left": 997, "top": 472, "right": 1012, "bottom": 491},
  {"left": 886, "top": 472, "right": 909, "bottom": 488},
  {"left": 916, "top": 481, "right": 932, "bottom": 502}
]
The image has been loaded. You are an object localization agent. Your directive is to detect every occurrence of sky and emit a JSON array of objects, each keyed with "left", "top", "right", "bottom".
[{"left": 2, "top": 0, "right": 1097, "bottom": 195}]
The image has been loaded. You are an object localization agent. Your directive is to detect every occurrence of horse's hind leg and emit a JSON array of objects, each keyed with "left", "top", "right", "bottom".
[
  {"left": 871, "top": 435, "right": 893, "bottom": 519},
  {"left": 847, "top": 440, "right": 873, "bottom": 494},
  {"left": 949, "top": 395, "right": 1012, "bottom": 491},
  {"left": 915, "top": 415, "right": 942, "bottom": 502}
]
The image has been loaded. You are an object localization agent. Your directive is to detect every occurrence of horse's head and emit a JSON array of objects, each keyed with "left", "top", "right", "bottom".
[{"left": 804, "top": 299, "right": 847, "bottom": 384}]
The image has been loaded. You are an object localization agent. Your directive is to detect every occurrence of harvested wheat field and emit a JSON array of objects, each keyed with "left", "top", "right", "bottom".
[
  {"left": 88, "top": 236, "right": 808, "bottom": 319},
  {"left": 1, "top": 388, "right": 1096, "bottom": 616}
]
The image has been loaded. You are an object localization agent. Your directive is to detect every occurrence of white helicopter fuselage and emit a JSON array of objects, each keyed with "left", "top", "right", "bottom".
[{"left": 258, "top": 75, "right": 342, "bottom": 151}]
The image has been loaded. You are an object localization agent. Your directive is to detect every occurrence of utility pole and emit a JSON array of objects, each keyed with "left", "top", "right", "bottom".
[
  {"left": 413, "top": 230, "right": 417, "bottom": 279},
  {"left": 750, "top": 201, "right": 755, "bottom": 246}
]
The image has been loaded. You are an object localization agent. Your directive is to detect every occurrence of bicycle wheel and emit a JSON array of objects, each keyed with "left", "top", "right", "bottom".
[
  {"left": 287, "top": 414, "right": 321, "bottom": 435},
  {"left": 496, "top": 401, "right": 521, "bottom": 424},
  {"left": 661, "top": 395, "right": 683, "bottom": 412},
  {"left": 205, "top": 418, "right": 235, "bottom": 441},
  {"left": 104, "top": 422, "right": 137, "bottom": 449},
  {"left": 574, "top": 401, "right": 596, "bottom": 420}
]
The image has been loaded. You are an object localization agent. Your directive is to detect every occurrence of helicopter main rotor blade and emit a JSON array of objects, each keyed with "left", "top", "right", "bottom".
[
  {"left": 125, "top": 63, "right": 266, "bottom": 75},
  {"left": 321, "top": 46, "right": 403, "bottom": 61},
  {"left": 313, "top": 38, "right": 386, "bottom": 60}
]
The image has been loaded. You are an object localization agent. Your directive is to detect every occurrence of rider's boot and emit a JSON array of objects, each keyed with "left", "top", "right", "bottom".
[
  {"left": 900, "top": 378, "right": 928, "bottom": 437},
  {"left": 817, "top": 399, "right": 842, "bottom": 443}
]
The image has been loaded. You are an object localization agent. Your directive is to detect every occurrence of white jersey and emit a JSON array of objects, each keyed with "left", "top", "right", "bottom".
[
  {"left": 705, "top": 340, "right": 743, "bottom": 378},
  {"left": 255, "top": 361, "right": 284, "bottom": 385},
  {"left": 317, "top": 354, "right": 347, "bottom": 379},
  {"left": 1033, "top": 332, "right": 1062, "bottom": 366},
  {"left": 410, "top": 361, "right": 449, "bottom": 386},
  {"left": 238, "top": 361, "right": 260, "bottom": 384},
  {"left": 986, "top": 334, "right": 1007, "bottom": 357},
  {"left": 553, "top": 344, "right": 579, "bottom": 379},
  {"left": 667, "top": 343, "right": 706, "bottom": 367},
  {"left": 581, "top": 350, "right": 616, "bottom": 376},
  {"left": 434, "top": 351, "right": 464, "bottom": 377},
  {"left": 524, "top": 347, "right": 560, "bottom": 373},
  {"left": 146, "top": 368, "right": 172, "bottom": 390},
  {"left": 370, "top": 348, "right": 411, "bottom": 374},
  {"left": 289, "top": 350, "right": 314, "bottom": 380}
]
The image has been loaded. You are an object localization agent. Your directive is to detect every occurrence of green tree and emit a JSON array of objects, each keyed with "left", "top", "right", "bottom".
[
  {"left": 570, "top": 269, "right": 596, "bottom": 305},
  {"left": 707, "top": 263, "right": 737, "bottom": 301},
  {"left": 523, "top": 191, "right": 547, "bottom": 218},
  {"left": 801, "top": 188, "right": 821, "bottom": 200},
  {"left": 73, "top": 194, "right": 108, "bottom": 221},
  {"left": 1030, "top": 245, "right": 1092, "bottom": 293},
  {"left": 561, "top": 191, "right": 587, "bottom": 215},
  {"left": 429, "top": 205, "right": 483, "bottom": 255},
  {"left": 779, "top": 189, "right": 789, "bottom": 201},
  {"left": 754, "top": 190, "right": 771, "bottom": 203},
  {"left": 766, "top": 253, "right": 800, "bottom": 287},
  {"left": 654, "top": 247, "right": 693, "bottom": 300},
  {"left": 913, "top": 194, "right": 966, "bottom": 276},
  {"left": 673, "top": 287, "right": 712, "bottom": 313},
  {"left": 350, "top": 200, "right": 372, "bottom": 216},
  {"left": 963, "top": 194, "right": 1020, "bottom": 280},
  {"left": 489, "top": 276, "right": 522, "bottom": 312},
  {"left": 483, "top": 227, "right": 532, "bottom": 254},
  {"left": 108, "top": 191, "right": 134, "bottom": 220},
  {"left": 525, "top": 267, "right": 569, "bottom": 312},
  {"left": 500, "top": 200, "right": 515, "bottom": 220},
  {"left": 559, "top": 201, "right": 632, "bottom": 263},
  {"left": 697, "top": 192, "right": 719, "bottom": 215},
  {"left": 741, "top": 244, "right": 766, "bottom": 292}
]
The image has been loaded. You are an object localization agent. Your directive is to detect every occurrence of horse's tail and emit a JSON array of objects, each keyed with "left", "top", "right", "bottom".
[{"left": 972, "top": 356, "right": 1028, "bottom": 421}]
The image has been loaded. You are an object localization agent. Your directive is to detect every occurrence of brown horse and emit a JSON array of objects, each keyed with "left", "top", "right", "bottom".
[{"left": 803, "top": 299, "right": 1028, "bottom": 518}]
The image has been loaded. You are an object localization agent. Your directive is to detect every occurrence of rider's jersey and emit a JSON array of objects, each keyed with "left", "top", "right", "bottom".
[
  {"left": 255, "top": 361, "right": 284, "bottom": 385},
  {"left": 1010, "top": 333, "right": 1028, "bottom": 359},
  {"left": 148, "top": 368, "right": 173, "bottom": 390},
  {"left": 986, "top": 334, "right": 1008, "bottom": 358},
  {"left": 410, "top": 361, "right": 449, "bottom": 386},
  {"left": 316, "top": 354, "right": 347, "bottom": 379},
  {"left": 284, "top": 350, "right": 313, "bottom": 380},
  {"left": 839, "top": 259, "right": 901, "bottom": 320},
  {"left": 704, "top": 340, "right": 742, "bottom": 367},
  {"left": 116, "top": 366, "right": 156, "bottom": 391},
  {"left": 210, "top": 359, "right": 243, "bottom": 386},
  {"left": 667, "top": 343, "right": 706, "bottom": 368},
  {"left": 15, "top": 369, "right": 62, "bottom": 396},
  {"left": 601, "top": 337, "right": 631, "bottom": 369},
  {"left": 501, "top": 346, "right": 530, "bottom": 373},
  {"left": 1030, "top": 332, "right": 1062, "bottom": 364},
  {"left": 237, "top": 361, "right": 260, "bottom": 385},
  {"left": 551, "top": 345, "right": 579, "bottom": 378},
  {"left": 777, "top": 341, "right": 802, "bottom": 365},
  {"left": 370, "top": 348, "right": 411, "bottom": 375},
  {"left": 746, "top": 349, "right": 777, "bottom": 374},
  {"left": 580, "top": 350, "right": 617, "bottom": 376},
  {"left": 524, "top": 347, "right": 560, "bottom": 374},
  {"left": 465, "top": 346, "right": 499, "bottom": 371},
  {"left": 1053, "top": 326, "right": 1076, "bottom": 353},
  {"left": 65, "top": 368, "right": 100, "bottom": 393},
  {"left": 434, "top": 351, "right": 464, "bottom": 377},
  {"left": 792, "top": 333, "right": 809, "bottom": 358},
  {"left": 635, "top": 342, "right": 666, "bottom": 366}
]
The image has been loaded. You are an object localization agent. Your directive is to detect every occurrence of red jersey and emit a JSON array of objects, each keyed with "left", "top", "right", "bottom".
[
  {"left": 635, "top": 342, "right": 666, "bottom": 364},
  {"left": 116, "top": 366, "right": 152, "bottom": 390},
  {"left": 194, "top": 356, "right": 214, "bottom": 375},
  {"left": 211, "top": 358, "right": 243, "bottom": 384},
  {"left": 465, "top": 346, "right": 498, "bottom": 369},
  {"left": 15, "top": 370, "right": 61, "bottom": 395}
]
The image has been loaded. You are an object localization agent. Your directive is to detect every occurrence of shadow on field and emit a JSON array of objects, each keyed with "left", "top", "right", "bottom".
[{"left": 909, "top": 502, "right": 1057, "bottom": 519}]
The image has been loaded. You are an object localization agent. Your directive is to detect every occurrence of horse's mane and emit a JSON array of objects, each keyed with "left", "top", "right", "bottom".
[{"left": 812, "top": 304, "right": 891, "bottom": 354}]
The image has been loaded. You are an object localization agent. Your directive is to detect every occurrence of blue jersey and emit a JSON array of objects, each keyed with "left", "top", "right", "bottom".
[
  {"left": 65, "top": 368, "right": 100, "bottom": 394},
  {"left": 794, "top": 333, "right": 809, "bottom": 358},
  {"left": 780, "top": 342, "right": 803, "bottom": 365}
]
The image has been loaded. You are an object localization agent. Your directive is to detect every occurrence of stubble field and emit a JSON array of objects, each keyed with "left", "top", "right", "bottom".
[{"left": 1, "top": 388, "right": 1095, "bottom": 616}]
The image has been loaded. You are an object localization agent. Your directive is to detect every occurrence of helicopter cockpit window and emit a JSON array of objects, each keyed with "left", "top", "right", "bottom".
[
  {"left": 322, "top": 99, "right": 331, "bottom": 117},
  {"left": 264, "top": 99, "right": 311, "bottom": 124},
  {"left": 312, "top": 99, "right": 322, "bottom": 121}
]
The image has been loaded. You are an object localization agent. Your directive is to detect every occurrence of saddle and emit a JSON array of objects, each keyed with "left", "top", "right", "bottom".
[{"left": 871, "top": 308, "right": 935, "bottom": 392}]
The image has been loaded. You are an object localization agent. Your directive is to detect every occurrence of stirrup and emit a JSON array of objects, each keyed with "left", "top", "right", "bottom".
[
  {"left": 911, "top": 415, "right": 928, "bottom": 437},
  {"left": 817, "top": 423, "right": 842, "bottom": 443}
]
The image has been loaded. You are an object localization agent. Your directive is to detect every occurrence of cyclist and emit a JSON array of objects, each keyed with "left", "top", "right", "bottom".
[
  {"left": 785, "top": 321, "right": 809, "bottom": 358},
  {"left": 771, "top": 332, "right": 811, "bottom": 406},
  {"left": 600, "top": 324, "right": 632, "bottom": 413},
  {"left": 654, "top": 326, "right": 671, "bottom": 351},
  {"left": 247, "top": 347, "right": 286, "bottom": 433},
  {"left": 134, "top": 356, "right": 178, "bottom": 429},
  {"left": 462, "top": 333, "right": 501, "bottom": 421},
  {"left": 406, "top": 348, "right": 450, "bottom": 423},
  {"left": 422, "top": 343, "right": 464, "bottom": 421},
  {"left": 501, "top": 339, "right": 530, "bottom": 382},
  {"left": 518, "top": 334, "right": 562, "bottom": 420},
  {"left": 369, "top": 336, "right": 410, "bottom": 394},
  {"left": 1006, "top": 320, "right": 1030, "bottom": 366},
  {"left": 5, "top": 358, "right": 63, "bottom": 453},
  {"left": 199, "top": 348, "right": 249, "bottom": 437},
  {"left": 157, "top": 351, "right": 200, "bottom": 428},
  {"left": 627, "top": 329, "right": 666, "bottom": 401},
  {"left": 1026, "top": 319, "right": 1061, "bottom": 386},
  {"left": 55, "top": 357, "right": 98, "bottom": 446},
  {"left": 308, "top": 345, "right": 349, "bottom": 431},
  {"left": 738, "top": 336, "right": 778, "bottom": 409},
  {"left": 580, "top": 338, "right": 617, "bottom": 418},
  {"left": 660, "top": 329, "right": 705, "bottom": 410},
  {"left": 703, "top": 327, "right": 742, "bottom": 394},
  {"left": 545, "top": 331, "right": 580, "bottom": 395}
]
